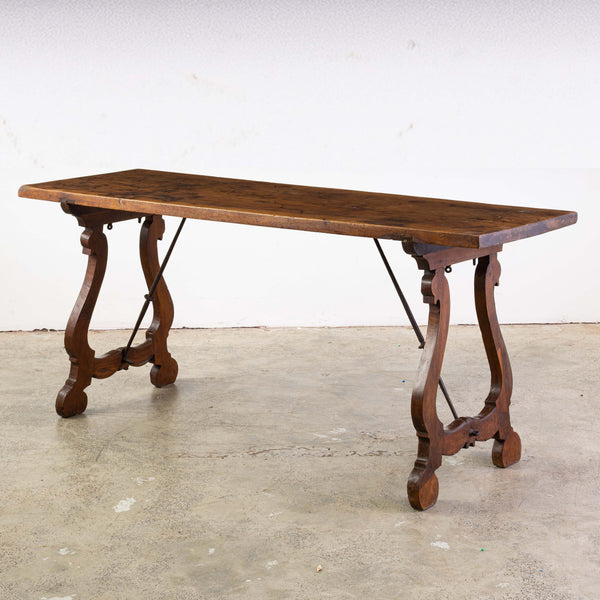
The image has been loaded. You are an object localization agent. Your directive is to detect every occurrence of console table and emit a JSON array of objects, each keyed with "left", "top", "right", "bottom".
[{"left": 19, "top": 169, "right": 577, "bottom": 510}]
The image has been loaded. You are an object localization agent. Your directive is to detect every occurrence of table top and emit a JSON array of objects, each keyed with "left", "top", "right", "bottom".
[{"left": 19, "top": 169, "right": 577, "bottom": 248}]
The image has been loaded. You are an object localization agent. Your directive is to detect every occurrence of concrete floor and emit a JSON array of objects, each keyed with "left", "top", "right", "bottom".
[{"left": 0, "top": 324, "right": 598, "bottom": 600}]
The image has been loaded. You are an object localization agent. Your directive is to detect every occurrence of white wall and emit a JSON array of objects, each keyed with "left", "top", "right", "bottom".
[{"left": 1, "top": 1, "right": 598, "bottom": 331}]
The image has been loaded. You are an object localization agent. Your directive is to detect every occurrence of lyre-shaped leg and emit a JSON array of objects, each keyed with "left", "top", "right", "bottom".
[
  {"left": 56, "top": 208, "right": 179, "bottom": 416},
  {"left": 56, "top": 226, "right": 108, "bottom": 417},
  {"left": 139, "top": 215, "right": 178, "bottom": 387},
  {"left": 403, "top": 242, "right": 521, "bottom": 510},
  {"left": 407, "top": 268, "right": 449, "bottom": 511},
  {"left": 475, "top": 254, "right": 521, "bottom": 467}
]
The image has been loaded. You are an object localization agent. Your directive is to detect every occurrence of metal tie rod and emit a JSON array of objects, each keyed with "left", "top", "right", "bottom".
[
  {"left": 123, "top": 217, "right": 187, "bottom": 362},
  {"left": 373, "top": 238, "right": 459, "bottom": 421}
]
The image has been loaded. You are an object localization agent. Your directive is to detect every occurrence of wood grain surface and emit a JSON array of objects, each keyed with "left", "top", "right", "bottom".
[{"left": 19, "top": 169, "right": 577, "bottom": 248}]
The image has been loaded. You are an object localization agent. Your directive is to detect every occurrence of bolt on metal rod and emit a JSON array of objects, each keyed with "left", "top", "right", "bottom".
[
  {"left": 373, "top": 238, "right": 459, "bottom": 421},
  {"left": 123, "top": 217, "right": 187, "bottom": 361}
]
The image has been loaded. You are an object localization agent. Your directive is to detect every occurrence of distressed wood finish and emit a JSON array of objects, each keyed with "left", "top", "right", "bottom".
[
  {"left": 403, "top": 242, "right": 520, "bottom": 510},
  {"left": 19, "top": 169, "right": 576, "bottom": 248},
  {"left": 56, "top": 205, "right": 178, "bottom": 416}
]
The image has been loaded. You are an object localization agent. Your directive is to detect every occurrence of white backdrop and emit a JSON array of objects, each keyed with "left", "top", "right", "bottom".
[{"left": 1, "top": 1, "right": 598, "bottom": 330}]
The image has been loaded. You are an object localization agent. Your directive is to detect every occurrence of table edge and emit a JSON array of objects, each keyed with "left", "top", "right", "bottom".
[{"left": 18, "top": 182, "right": 578, "bottom": 250}]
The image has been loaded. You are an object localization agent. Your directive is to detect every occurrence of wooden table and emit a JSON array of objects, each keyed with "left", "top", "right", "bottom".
[{"left": 19, "top": 169, "right": 577, "bottom": 510}]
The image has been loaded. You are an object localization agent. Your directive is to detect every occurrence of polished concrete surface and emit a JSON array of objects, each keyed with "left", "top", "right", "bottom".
[{"left": 1, "top": 325, "right": 598, "bottom": 599}]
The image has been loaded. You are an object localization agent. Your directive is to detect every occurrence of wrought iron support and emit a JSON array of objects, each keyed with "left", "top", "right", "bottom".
[
  {"left": 373, "top": 238, "right": 458, "bottom": 421},
  {"left": 123, "top": 217, "right": 187, "bottom": 361}
]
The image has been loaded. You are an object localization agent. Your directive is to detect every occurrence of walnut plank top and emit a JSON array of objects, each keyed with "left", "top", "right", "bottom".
[{"left": 19, "top": 169, "right": 577, "bottom": 248}]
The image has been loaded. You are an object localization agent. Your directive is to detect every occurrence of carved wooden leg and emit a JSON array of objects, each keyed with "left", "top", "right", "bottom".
[
  {"left": 407, "top": 268, "right": 450, "bottom": 510},
  {"left": 401, "top": 242, "right": 522, "bottom": 508},
  {"left": 139, "top": 216, "right": 178, "bottom": 387},
  {"left": 474, "top": 254, "right": 521, "bottom": 468},
  {"left": 56, "top": 226, "right": 108, "bottom": 417}
]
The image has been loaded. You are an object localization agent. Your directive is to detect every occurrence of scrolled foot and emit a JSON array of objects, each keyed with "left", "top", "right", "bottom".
[
  {"left": 150, "top": 357, "right": 178, "bottom": 388},
  {"left": 56, "top": 383, "right": 88, "bottom": 417},
  {"left": 407, "top": 470, "right": 439, "bottom": 511},
  {"left": 492, "top": 429, "right": 521, "bottom": 468}
]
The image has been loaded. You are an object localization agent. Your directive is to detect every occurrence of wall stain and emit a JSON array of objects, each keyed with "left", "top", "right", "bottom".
[
  {"left": 2, "top": 115, "right": 42, "bottom": 166},
  {"left": 397, "top": 122, "right": 414, "bottom": 138},
  {"left": 2, "top": 117, "right": 20, "bottom": 152}
]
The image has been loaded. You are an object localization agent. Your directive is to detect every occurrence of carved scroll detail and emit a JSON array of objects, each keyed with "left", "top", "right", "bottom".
[
  {"left": 139, "top": 216, "right": 178, "bottom": 387},
  {"left": 407, "top": 267, "right": 449, "bottom": 510},
  {"left": 475, "top": 254, "right": 521, "bottom": 467},
  {"left": 56, "top": 226, "right": 108, "bottom": 417}
]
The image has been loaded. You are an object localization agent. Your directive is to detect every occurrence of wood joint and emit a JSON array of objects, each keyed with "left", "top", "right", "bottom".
[
  {"left": 61, "top": 201, "right": 147, "bottom": 227},
  {"left": 403, "top": 240, "right": 503, "bottom": 271}
]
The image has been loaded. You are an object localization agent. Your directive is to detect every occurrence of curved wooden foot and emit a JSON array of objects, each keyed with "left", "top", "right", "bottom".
[
  {"left": 56, "top": 383, "right": 88, "bottom": 417},
  {"left": 408, "top": 470, "right": 439, "bottom": 511},
  {"left": 150, "top": 359, "right": 178, "bottom": 388},
  {"left": 140, "top": 216, "right": 178, "bottom": 388},
  {"left": 492, "top": 429, "right": 522, "bottom": 468}
]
